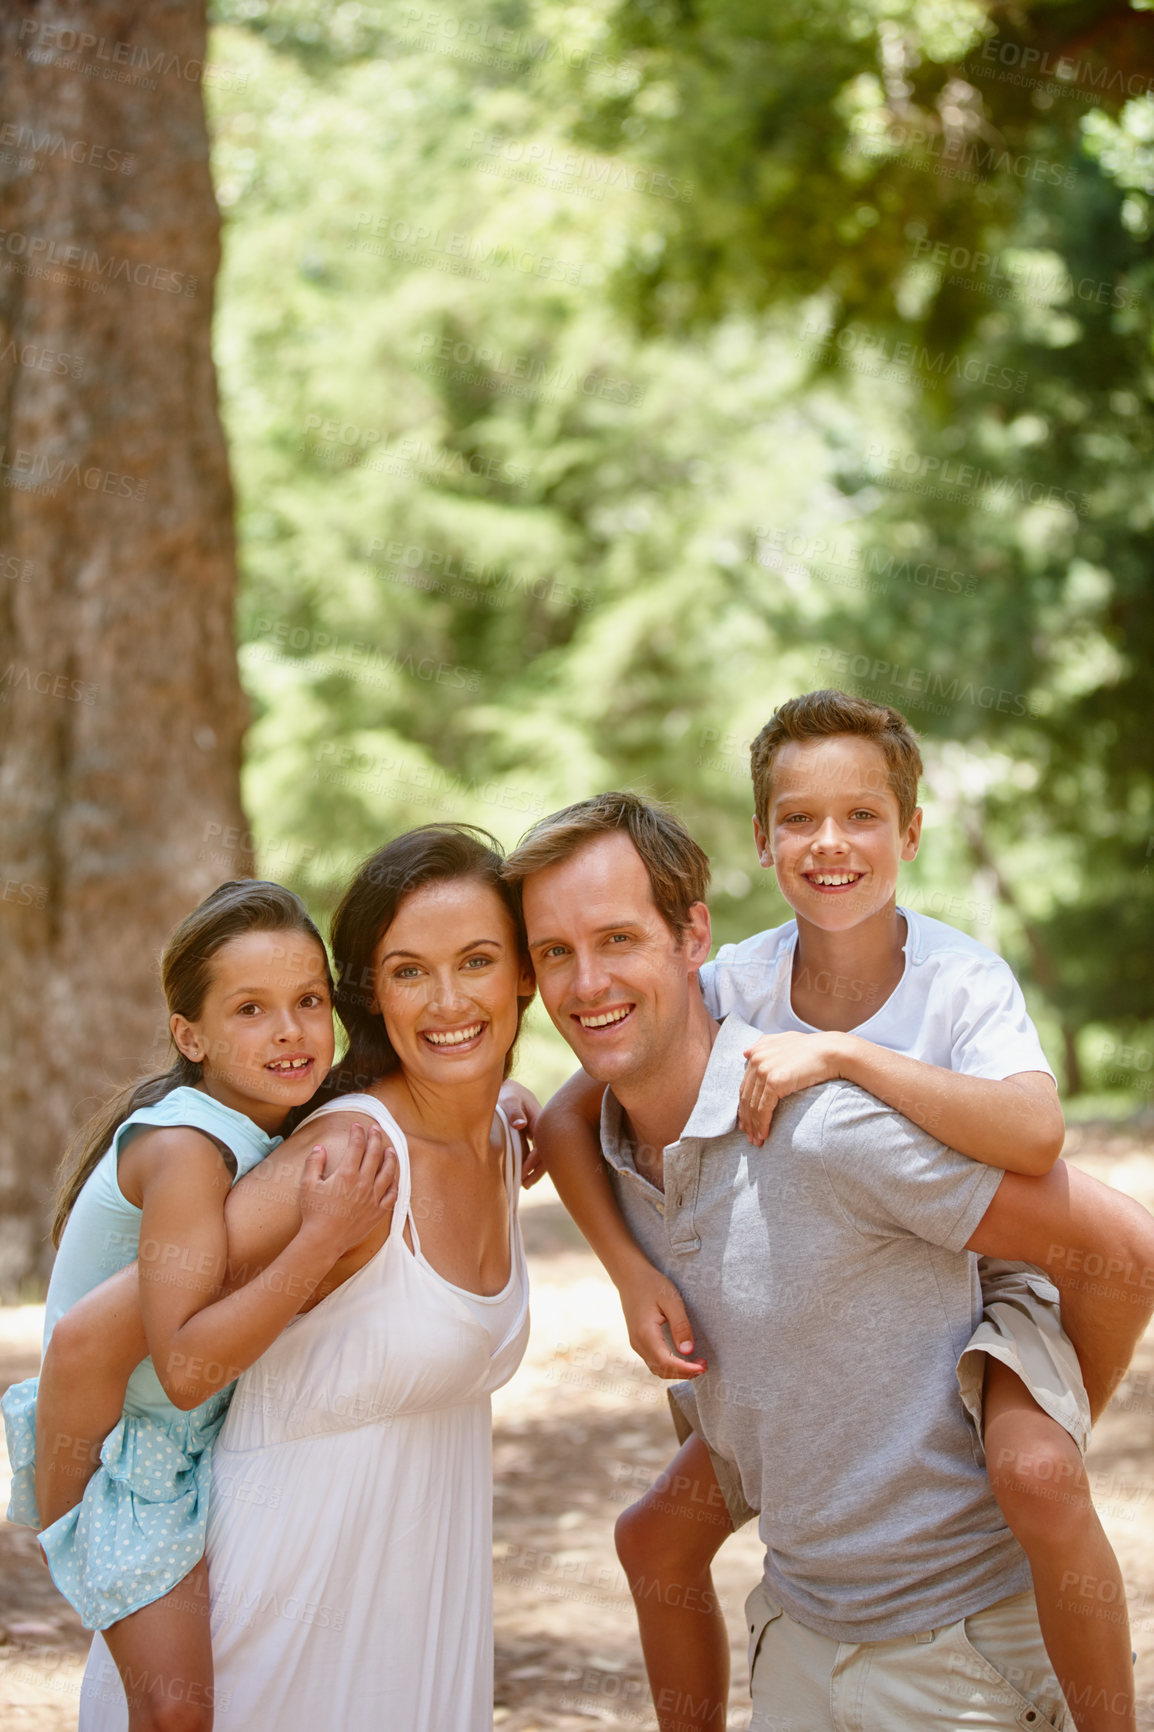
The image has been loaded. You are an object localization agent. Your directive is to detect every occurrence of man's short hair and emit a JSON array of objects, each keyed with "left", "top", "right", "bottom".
[
  {"left": 503, "top": 791, "right": 711, "bottom": 938},
  {"left": 750, "top": 689, "right": 923, "bottom": 829}
]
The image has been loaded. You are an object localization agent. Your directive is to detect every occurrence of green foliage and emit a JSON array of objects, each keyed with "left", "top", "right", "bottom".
[{"left": 206, "top": 0, "right": 1152, "bottom": 1095}]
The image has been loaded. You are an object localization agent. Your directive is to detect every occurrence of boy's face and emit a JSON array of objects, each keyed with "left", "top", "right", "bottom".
[{"left": 753, "top": 734, "right": 921, "bottom": 933}]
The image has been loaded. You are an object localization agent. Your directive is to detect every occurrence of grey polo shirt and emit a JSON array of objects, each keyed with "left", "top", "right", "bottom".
[{"left": 600, "top": 1012, "right": 1032, "bottom": 1643}]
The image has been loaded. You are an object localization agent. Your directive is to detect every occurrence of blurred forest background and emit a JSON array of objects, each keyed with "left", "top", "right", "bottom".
[
  {"left": 2, "top": 0, "right": 1152, "bottom": 1286},
  {"left": 209, "top": 0, "right": 1152, "bottom": 1104}
]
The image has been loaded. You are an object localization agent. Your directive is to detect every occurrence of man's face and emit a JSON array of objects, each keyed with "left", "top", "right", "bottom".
[{"left": 522, "top": 832, "right": 708, "bottom": 1091}]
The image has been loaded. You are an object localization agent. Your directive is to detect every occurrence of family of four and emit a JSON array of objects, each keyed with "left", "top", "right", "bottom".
[{"left": 4, "top": 688, "right": 1152, "bottom": 1732}]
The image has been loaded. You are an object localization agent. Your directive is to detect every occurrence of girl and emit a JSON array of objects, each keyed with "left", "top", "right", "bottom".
[{"left": 2, "top": 879, "right": 396, "bottom": 1732}]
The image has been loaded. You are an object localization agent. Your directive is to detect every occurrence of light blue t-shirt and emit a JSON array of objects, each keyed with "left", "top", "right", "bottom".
[{"left": 45, "top": 1086, "right": 280, "bottom": 1422}]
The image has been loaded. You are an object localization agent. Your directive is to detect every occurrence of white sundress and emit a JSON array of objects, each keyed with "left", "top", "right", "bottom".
[{"left": 79, "top": 1095, "right": 530, "bottom": 1732}]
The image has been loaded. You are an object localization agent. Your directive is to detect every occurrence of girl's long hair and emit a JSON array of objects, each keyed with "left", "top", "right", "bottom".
[
  {"left": 52, "top": 880, "right": 330, "bottom": 1246},
  {"left": 313, "top": 824, "right": 531, "bottom": 1109}
]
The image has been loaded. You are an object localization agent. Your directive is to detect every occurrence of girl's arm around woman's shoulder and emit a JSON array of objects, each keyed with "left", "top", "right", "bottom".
[
  {"left": 224, "top": 1112, "right": 399, "bottom": 1304},
  {"left": 134, "top": 1118, "right": 396, "bottom": 1407}
]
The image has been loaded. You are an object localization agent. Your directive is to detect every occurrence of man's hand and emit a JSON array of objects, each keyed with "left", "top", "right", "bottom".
[
  {"left": 500, "top": 1078, "right": 546, "bottom": 1186},
  {"left": 618, "top": 1264, "right": 707, "bottom": 1380},
  {"left": 738, "top": 1032, "right": 841, "bottom": 1145},
  {"left": 298, "top": 1122, "right": 398, "bottom": 1257}
]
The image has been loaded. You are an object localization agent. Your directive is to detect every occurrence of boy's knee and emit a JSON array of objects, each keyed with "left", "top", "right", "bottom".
[
  {"left": 988, "top": 1431, "right": 1089, "bottom": 1542},
  {"left": 615, "top": 1498, "right": 656, "bottom": 1575}
]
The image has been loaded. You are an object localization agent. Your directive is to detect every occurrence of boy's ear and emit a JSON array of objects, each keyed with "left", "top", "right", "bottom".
[
  {"left": 902, "top": 807, "right": 923, "bottom": 862},
  {"left": 752, "top": 814, "right": 773, "bottom": 868},
  {"left": 170, "top": 1012, "right": 203, "bottom": 1064}
]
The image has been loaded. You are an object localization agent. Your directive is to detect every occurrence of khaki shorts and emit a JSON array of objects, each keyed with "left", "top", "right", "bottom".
[
  {"left": 668, "top": 1258, "right": 1091, "bottom": 1531},
  {"left": 746, "top": 1581, "right": 1074, "bottom": 1731},
  {"left": 957, "top": 1259, "right": 1091, "bottom": 1457}
]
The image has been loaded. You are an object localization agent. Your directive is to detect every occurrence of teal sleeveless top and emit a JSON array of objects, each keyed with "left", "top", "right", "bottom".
[{"left": 44, "top": 1086, "right": 280, "bottom": 1421}]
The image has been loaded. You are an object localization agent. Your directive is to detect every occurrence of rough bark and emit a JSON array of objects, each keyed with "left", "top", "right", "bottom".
[{"left": 0, "top": 1, "right": 250, "bottom": 1291}]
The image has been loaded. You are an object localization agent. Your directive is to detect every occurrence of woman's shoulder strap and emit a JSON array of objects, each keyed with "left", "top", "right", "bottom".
[{"left": 297, "top": 1093, "right": 406, "bottom": 1146}]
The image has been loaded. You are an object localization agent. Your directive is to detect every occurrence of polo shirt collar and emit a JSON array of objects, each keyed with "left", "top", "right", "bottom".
[
  {"left": 677, "top": 1012, "right": 758, "bottom": 1143},
  {"left": 600, "top": 1012, "right": 759, "bottom": 1167}
]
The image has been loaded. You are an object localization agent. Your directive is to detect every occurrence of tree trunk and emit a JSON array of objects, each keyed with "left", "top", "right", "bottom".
[{"left": 0, "top": 1, "right": 250, "bottom": 1292}]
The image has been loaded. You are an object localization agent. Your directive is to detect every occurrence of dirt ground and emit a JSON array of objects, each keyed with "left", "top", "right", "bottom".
[{"left": 2, "top": 1122, "right": 1153, "bottom": 1730}]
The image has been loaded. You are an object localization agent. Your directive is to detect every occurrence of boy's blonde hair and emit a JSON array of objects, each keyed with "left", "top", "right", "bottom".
[{"left": 750, "top": 689, "right": 923, "bottom": 828}]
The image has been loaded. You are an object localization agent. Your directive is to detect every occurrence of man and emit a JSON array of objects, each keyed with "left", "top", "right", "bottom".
[{"left": 505, "top": 791, "right": 1154, "bottom": 1731}]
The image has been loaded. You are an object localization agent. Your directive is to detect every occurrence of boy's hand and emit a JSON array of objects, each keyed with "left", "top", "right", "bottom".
[
  {"left": 738, "top": 1032, "right": 843, "bottom": 1145},
  {"left": 298, "top": 1123, "right": 397, "bottom": 1256},
  {"left": 500, "top": 1078, "right": 546, "bottom": 1187},
  {"left": 618, "top": 1264, "right": 707, "bottom": 1380}
]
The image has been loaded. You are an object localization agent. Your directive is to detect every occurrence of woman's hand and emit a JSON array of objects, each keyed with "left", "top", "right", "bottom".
[
  {"left": 499, "top": 1078, "right": 546, "bottom": 1187},
  {"left": 618, "top": 1263, "right": 707, "bottom": 1380},
  {"left": 298, "top": 1122, "right": 398, "bottom": 1257}
]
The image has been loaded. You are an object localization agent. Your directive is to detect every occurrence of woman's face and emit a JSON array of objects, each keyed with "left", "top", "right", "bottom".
[{"left": 370, "top": 877, "right": 533, "bottom": 1086}]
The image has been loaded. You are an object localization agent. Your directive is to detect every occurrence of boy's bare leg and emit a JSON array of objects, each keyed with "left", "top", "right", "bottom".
[
  {"left": 615, "top": 1434, "right": 733, "bottom": 1732},
  {"left": 984, "top": 1360, "right": 1135, "bottom": 1732},
  {"left": 36, "top": 1267, "right": 149, "bottom": 1528}
]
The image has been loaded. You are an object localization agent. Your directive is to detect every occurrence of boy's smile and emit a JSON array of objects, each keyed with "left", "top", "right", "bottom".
[{"left": 755, "top": 734, "right": 922, "bottom": 933}]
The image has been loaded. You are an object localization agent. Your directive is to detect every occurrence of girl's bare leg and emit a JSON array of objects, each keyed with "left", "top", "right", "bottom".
[
  {"left": 984, "top": 1359, "right": 1136, "bottom": 1732},
  {"left": 36, "top": 1268, "right": 148, "bottom": 1527},
  {"left": 615, "top": 1433, "right": 734, "bottom": 1732},
  {"left": 100, "top": 1558, "right": 215, "bottom": 1732}
]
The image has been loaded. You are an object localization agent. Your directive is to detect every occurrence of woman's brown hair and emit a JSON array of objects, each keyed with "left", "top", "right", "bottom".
[{"left": 52, "top": 881, "right": 330, "bottom": 1246}]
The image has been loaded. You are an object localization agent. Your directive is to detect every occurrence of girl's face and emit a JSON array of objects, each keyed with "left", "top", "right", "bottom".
[
  {"left": 371, "top": 878, "right": 533, "bottom": 1091},
  {"left": 171, "top": 930, "right": 335, "bottom": 1132}
]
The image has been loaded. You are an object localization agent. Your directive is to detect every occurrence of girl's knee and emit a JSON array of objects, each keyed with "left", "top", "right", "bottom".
[{"left": 132, "top": 1690, "right": 213, "bottom": 1732}]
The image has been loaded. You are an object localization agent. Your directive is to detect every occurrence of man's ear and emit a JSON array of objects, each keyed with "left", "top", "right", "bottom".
[
  {"left": 682, "top": 901, "right": 712, "bottom": 972},
  {"left": 752, "top": 814, "right": 773, "bottom": 868},
  {"left": 517, "top": 957, "right": 536, "bottom": 999}
]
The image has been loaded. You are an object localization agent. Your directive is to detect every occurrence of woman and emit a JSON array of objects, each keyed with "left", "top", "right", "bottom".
[{"left": 79, "top": 824, "right": 536, "bottom": 1732}]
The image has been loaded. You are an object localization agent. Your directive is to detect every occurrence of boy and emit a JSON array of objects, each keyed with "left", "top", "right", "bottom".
[{"left": 537, "top": 689, "right": 1135, "bottom": 1732}]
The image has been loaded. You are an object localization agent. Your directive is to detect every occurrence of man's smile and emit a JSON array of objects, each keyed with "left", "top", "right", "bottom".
[{"left": 575, "top": 1004, "right": 635, "bottom": 1031}]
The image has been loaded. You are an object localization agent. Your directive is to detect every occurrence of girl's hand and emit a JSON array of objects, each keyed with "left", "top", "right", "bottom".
[
  {"left": 738, "top": 1032, "right": 843, "bottom": 1145},
  {"left": 499, "top": 1078, "right": 546, "bottom": 1187},
  {"left": 618, "top": 1263, "right": 707, "bottom": 1380},
  {"left": 298, "top": 1122, "right": 398, "bottom": 1257}
]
